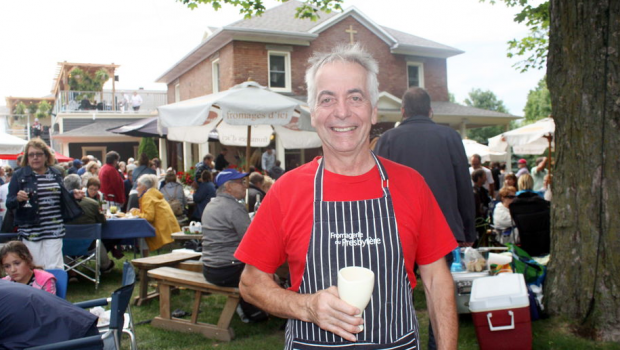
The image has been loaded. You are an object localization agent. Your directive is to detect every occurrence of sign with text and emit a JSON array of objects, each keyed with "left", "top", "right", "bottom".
[{"left": 221, "top": 107, "right": 294, "bottom": 126}]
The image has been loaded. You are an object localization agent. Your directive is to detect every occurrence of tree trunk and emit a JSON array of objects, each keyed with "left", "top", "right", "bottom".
[{"left": 546, "top": 0, "right": 620, "bottom": 341}]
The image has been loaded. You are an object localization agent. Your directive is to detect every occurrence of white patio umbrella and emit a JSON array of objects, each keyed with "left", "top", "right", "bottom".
[
  {"left": 158, "top": 81, "right": 320, "bottom": 171},
  {"left": 0, "top": 132, "right": 27, "bottom": 154},
  {"left": 462, "top": 139, "right": 506, "bottom": 163}
]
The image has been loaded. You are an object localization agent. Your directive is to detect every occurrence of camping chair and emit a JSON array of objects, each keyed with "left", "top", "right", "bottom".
[
  {"left": 509, "top": 195, "right": 550, "bottom": 257},
  {"left": 46, "top": 268, "right": 68, "bottom": 299},
  {"left": 98, "top": 261, "right": 137, "bottom": 350},
  {"left": 63, "top": 223, "right": 102, "bottom": 289},
  {"left": 25, "top": 282, "right": 135, "bottom": 350}
]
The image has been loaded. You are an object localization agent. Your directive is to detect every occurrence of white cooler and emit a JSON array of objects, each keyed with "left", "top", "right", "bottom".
[
  {"left": 451, "top": 271, "right": 489, "bottom": 314},
  {"left": 469, "top": 273, "right": 532, "bottom": 350}
]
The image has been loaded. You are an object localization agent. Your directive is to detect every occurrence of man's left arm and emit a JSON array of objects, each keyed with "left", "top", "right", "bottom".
[
  {"left": 535, "top": 157, "right": 547, "bottom": 172},
  {"left": 419, "top": 258, "right": 458, "bottom": 350}
]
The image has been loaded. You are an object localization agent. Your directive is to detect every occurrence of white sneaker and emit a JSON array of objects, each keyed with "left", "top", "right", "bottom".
[{"left": 236, "top": 304, "right": 250, "bottom": 323}]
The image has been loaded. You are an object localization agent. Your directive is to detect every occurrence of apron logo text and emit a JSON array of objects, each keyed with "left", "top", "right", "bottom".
[{"left": 330, "top": 232, "right": 382, "bottom": 247}]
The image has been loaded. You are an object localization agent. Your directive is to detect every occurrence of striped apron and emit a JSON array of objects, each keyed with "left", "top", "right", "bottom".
[{"left": 285, "top": 153, "right": 419, "bottom": 350}]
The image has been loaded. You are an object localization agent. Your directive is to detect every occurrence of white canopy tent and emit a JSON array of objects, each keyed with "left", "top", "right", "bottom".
[
  {"left": 488, "top": 118, "right": 555, "bottom": 155},
  {"left": 462, "top": 139, "right": 506, "bottom": 163},
  {"left": 158, "top": 82, "right": 321, "bottom": 171},
  {"left": 0, "top": 132, "right": 27, "bottom": 154}
]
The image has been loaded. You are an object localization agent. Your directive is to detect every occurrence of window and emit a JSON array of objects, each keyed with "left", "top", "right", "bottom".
[
  {"left": 268, "top": 51, "right": 291, "bottom": 92},
  {"left": 82, "top": 146, "right": 106, "bottom": 161},
  {"left": 407, "top": 62, "right": 424, "bottom": 88},
  {"left": 212, "top": 59, "right": 220, "bottom": 93}
]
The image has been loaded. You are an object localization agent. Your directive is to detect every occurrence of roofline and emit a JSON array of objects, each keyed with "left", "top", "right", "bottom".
[
  {"left": 391, "top": 44, "right": 464, "bottom": 59},
  {"left": 155, "top": 28, "right": 317, "bottom": 84},
  {"left": 309, "top": 7, "right": 397, "bottom": 47}
]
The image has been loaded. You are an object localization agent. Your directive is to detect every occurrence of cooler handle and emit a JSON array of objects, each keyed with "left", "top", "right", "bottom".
[{"left": 487, "top": 311, "right": 515, "bottom": 331}]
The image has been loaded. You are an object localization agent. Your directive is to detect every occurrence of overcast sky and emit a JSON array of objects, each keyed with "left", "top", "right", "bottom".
[{"left": 0, "top": 0, "right": 545, "bottom": 116}]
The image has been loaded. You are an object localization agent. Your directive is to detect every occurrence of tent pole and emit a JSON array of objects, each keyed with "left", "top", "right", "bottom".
[{"left": 246, "top": 126, "right": 251, "bottom": 173}]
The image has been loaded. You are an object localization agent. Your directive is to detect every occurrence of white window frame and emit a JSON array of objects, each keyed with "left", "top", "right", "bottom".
[
  {"left": 268, "top": 51, "right": 291, "bottom": 92},
  {"left": 82, "top": 146, "right": 107, "bottom": 159},
  {"left": 174, "top": 83, "right": 181, "bottom": 103},
  {"left": 406, "top": 62, "right": 425, "bottom": 88},
  {"left": 212, "top": 59, "right": 220, "bottom": 93}
]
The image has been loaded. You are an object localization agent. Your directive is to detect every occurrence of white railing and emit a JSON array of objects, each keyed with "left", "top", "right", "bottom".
[{"left": 55, "top": 89, "right": 167, "bottom": 114}]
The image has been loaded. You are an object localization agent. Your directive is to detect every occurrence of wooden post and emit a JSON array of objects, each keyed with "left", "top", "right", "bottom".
[
  {"left": 112, "top": 67, "right": 116, "bottom": 111},
  {"left": 245, "top": 126, "right": 251, "bottom": 173}
]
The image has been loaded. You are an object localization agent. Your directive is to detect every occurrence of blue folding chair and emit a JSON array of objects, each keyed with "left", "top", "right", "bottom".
[
  {"left": 46, "top": 268, "right": 68, "bottom": 299},
  {"left": 63, "top": 224, "right": 102, "bottom": 289}
]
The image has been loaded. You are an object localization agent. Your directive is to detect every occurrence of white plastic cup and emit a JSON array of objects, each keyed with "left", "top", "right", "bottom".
[
  {"left": 488, "top": 253, "right": 512, "bottom": 266},
  {"left": 338, "top": 266, "right": 375, "bottom": 331}
]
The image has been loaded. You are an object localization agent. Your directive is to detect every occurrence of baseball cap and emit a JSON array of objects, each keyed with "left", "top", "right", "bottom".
[
  {"left": 73, "top": 159, "right": 82, "bottom": 166},
  {"left": 518, "top": 158, "right": 527, "bottom": 164},
  {"left": 215, "top": 169, "right": 249, "bottom": 187}
]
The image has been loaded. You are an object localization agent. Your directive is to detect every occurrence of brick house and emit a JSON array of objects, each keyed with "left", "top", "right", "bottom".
[{"left": 157, "top": 1, "right": 517, "bottom": 169}]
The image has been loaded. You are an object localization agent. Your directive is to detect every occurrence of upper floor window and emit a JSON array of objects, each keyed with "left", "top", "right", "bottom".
[
  {"left": 212, "top": 59, "right": 220, "bottom": 93},
  {"left": 268, "top": 51, "right": 291, "bottom": 92},
  {"left": 407, "top": 62, "right": 424, "bottom": 88}
]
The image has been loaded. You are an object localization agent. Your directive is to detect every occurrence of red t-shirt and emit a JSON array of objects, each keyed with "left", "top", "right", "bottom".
[{"left": 235, "top": 157, "right": 456, "bottom": 291}]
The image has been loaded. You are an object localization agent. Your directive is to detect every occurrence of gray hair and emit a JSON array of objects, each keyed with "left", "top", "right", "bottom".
[
  {"left": 64, "top": 174, "right": 82, "bottom": 191},
  {"left": 305, "top": 43, "right": 379, "bottom": 112},
  {"left": 137, "top": 174, "right": 158, "bottom": 189}
]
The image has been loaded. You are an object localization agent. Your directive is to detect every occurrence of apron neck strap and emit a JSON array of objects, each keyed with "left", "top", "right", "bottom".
[{"left": 314, "top": 151, "right": 389, "bottom": 202}]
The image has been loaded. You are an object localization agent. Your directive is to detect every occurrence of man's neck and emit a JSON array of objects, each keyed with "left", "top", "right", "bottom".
[{"left": 322, "top": 150, "right": 375, "bottom": 176}]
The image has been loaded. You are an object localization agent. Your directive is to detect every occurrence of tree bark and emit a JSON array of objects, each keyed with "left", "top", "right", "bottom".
[{"left": 546, "top": 0, "right": 620, "bottom": 341}]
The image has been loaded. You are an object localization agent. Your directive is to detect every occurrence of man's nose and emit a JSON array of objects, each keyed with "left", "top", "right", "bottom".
[{"left": 333, "top": 99, "right": 351, "bottom": 119}]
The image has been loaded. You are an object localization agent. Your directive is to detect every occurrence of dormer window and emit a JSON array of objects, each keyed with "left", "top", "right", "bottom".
[{"left": 268, "top": 51, "right": 291, "bottom": 92}]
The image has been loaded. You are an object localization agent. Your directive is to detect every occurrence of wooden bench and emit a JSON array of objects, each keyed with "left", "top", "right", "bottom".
[
  {"left": 131, "top": 252, "right": 201, "bottom": 305},
  {"left": 148, "top": 267, "right": 240, "bottom": 341}
]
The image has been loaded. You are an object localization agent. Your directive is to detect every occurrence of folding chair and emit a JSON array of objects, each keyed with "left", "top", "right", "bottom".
[
  {"left": 46, "top": 268, "right": 68, "bottom": 299},
  {"left": 63, "top": 223, "right": 103, "bottom": 289},
  {"left": 26, "top": 282, "right": 135, "bottom": 350},
  {"left": 98, "top": 262, "right": 137, "bottom": 350}
]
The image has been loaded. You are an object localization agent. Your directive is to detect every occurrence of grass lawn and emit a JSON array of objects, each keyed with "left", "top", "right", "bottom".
[{"left": 65, "top": 247, "right": 620, "bottom": 350}]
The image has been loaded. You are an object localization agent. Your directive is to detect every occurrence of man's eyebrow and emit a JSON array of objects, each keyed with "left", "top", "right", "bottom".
[
  {"left": 317, "top": 90, "right": 335, "bottom": 98},
  {"left": 347, "top": 88, "right": 365, "bottom": 95}
]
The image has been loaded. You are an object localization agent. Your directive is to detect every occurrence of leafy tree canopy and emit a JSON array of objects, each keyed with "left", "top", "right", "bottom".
[
  {"left": 178, "top": 0, "right": 344, "bottom": 20},
  {"left": 464, "top": 88, "right": 512, "bottom": 144},
  {"left": 481, "top": 0, "right": 549, "bottom": 72},
  {"left": 523, "top": 76, "right": 551, "bottom": 123}
]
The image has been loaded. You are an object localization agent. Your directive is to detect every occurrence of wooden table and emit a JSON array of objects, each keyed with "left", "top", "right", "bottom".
[{"left": 131, "top": 251, "right": 201, "bottom": 305}]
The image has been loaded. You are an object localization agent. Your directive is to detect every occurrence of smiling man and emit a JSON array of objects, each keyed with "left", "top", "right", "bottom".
[{"left": 236, "top": 45, "right": 458, "bottom": 350}]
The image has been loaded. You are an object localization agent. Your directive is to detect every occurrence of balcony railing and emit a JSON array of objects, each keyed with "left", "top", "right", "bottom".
[{"left": 54, "top": 90, "right": 168, "bottom": 115}]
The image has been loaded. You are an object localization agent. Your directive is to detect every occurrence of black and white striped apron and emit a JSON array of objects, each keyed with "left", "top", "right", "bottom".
[{"left": 286, "top": 153, "right": 419, "bottom": 350}]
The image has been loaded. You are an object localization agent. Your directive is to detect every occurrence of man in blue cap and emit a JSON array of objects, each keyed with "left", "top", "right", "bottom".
[
  {"left": 201, "top": 169, "right": 250, "bottom": 287},
  {"left": 68, "top": 158, "right": 82, "bottom": 175}
]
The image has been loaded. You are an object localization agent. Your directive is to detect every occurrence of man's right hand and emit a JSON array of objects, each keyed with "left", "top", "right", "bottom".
[{"left": 303, "top": 286, "right": 363, "bottom": 342}]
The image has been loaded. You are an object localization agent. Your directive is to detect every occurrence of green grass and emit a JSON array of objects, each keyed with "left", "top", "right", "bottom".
[{"left": 65, "top": 247, "right": 620, "bottom": 350}]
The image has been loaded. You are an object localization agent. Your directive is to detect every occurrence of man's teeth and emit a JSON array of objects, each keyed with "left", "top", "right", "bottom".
[{"left": 332, "top": 126, "right": 356, "bottom": 132}]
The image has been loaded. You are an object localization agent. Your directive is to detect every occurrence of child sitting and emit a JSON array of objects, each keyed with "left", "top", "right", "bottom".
[{"left": 1, "top": 241, "right": 57, "bottom": 294}]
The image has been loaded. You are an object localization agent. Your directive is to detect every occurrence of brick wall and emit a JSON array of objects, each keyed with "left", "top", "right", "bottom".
[{"left": 172, "top": 16, "right": 449, "bottom": 103}]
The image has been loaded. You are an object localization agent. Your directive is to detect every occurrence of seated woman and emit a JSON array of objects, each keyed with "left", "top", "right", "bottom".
[
  {"left": 497, "top": 173, "right": 517, "bottom": 200},
  {"left": 131, "top": 174, "right": 178, "bottom": 257},
  {"left": 191, "top": 170, "right": 216, "bottom": 222},
  {"left": 85, "top": 177, "right": 103, "bottom": 203},
  {"left": 517, "top": 174, "right": 544, "bottom": 198},
  {"left": 494, "top": 186, "right": 517, "bottom": 230},
  {"left": 80, "top": 161, "right": 99, "bottom": 188},
  {"left": 1, "top": 241, "right": 56, "bottom": 294},
  {"left": 160, "top": 170, "right": 188, "bottom": 225}
]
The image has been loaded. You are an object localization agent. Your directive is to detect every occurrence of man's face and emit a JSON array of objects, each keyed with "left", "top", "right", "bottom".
[
  {"left": 470, "top": 156, "right": 481, "bottom": 168},
  {"left": 311, "top": 61, "right": 377, "bottom": 158},
  {"left": 226, "top": 178, "right": 247, "bottom": 200},
  {"left": 266, "top": 149, "right": 273, "bottom": 155}
]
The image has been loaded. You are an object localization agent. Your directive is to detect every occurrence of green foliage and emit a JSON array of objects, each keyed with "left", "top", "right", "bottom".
[
  {"left": 68, "top": 67, "right": 110, "bottom": 92},
  {"left": 27, "top": 103, "right": 38, "bottom": 115},
  {"left": 464, "top": 88, "right": 511, "bottom": 144},
  {"left": 138, "top": 137, "right": 159, "bottom": 160},
  {"left": 13, "top": 102, "right": 26, "bottom": 115},
  {"left": 448, "top": 92, "right": 457, "bottom": 103},
  {"left": 481, "top": 0, "right": 549, "bottom": 72},
  {"left": 177, "top": 0, "right": 343, "bottom": 20},
  {"left": 524, "top": 76, "right": 551, "bottom": 123},
  {"left": 37, "top": 100, "right": 52, "bottom": 118},
  {"left": 464, "top": 88, "right": 509, "bottom": 113}
]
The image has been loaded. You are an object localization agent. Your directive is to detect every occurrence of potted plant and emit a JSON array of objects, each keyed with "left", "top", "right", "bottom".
[
  {"left": 37, "top": 100, "right": 52, "bottom": 118},
  {"left": 13, "top": 102, "right": 26, "bottom": 120}
]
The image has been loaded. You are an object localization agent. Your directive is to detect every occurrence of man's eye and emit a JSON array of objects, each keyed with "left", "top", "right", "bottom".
[{"left": 320, "top": 97, "right": 334, "bottom": 105}]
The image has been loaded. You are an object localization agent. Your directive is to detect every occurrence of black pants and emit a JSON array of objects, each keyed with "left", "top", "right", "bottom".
[{"left": 202, "top": 263, "right": 244, "bottom": 288}]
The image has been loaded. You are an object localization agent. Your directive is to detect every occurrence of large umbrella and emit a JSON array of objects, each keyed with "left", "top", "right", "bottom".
[
  {"left": 107, "top": 117, "right": 166, "bottom": 138},
  {"left": 0, "top": 132, "right": 27, "bottom": 154},
  {"left": 0, "top": 151, "right": 73, "bottom": 162},
  {"left": 158, "top": 81, "right": 319, "bottom": 172},
  {"left": 462, "top": 139, "right": 506, "bottom": 163}
]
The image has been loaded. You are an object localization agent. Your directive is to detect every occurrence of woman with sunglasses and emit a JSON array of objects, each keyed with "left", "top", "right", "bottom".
[
  {"left": 493, "top": 186, "right": 517, "bottom": 231},
  {"left": 6, "top": 139, "right": 83, "bottom": 269}
]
